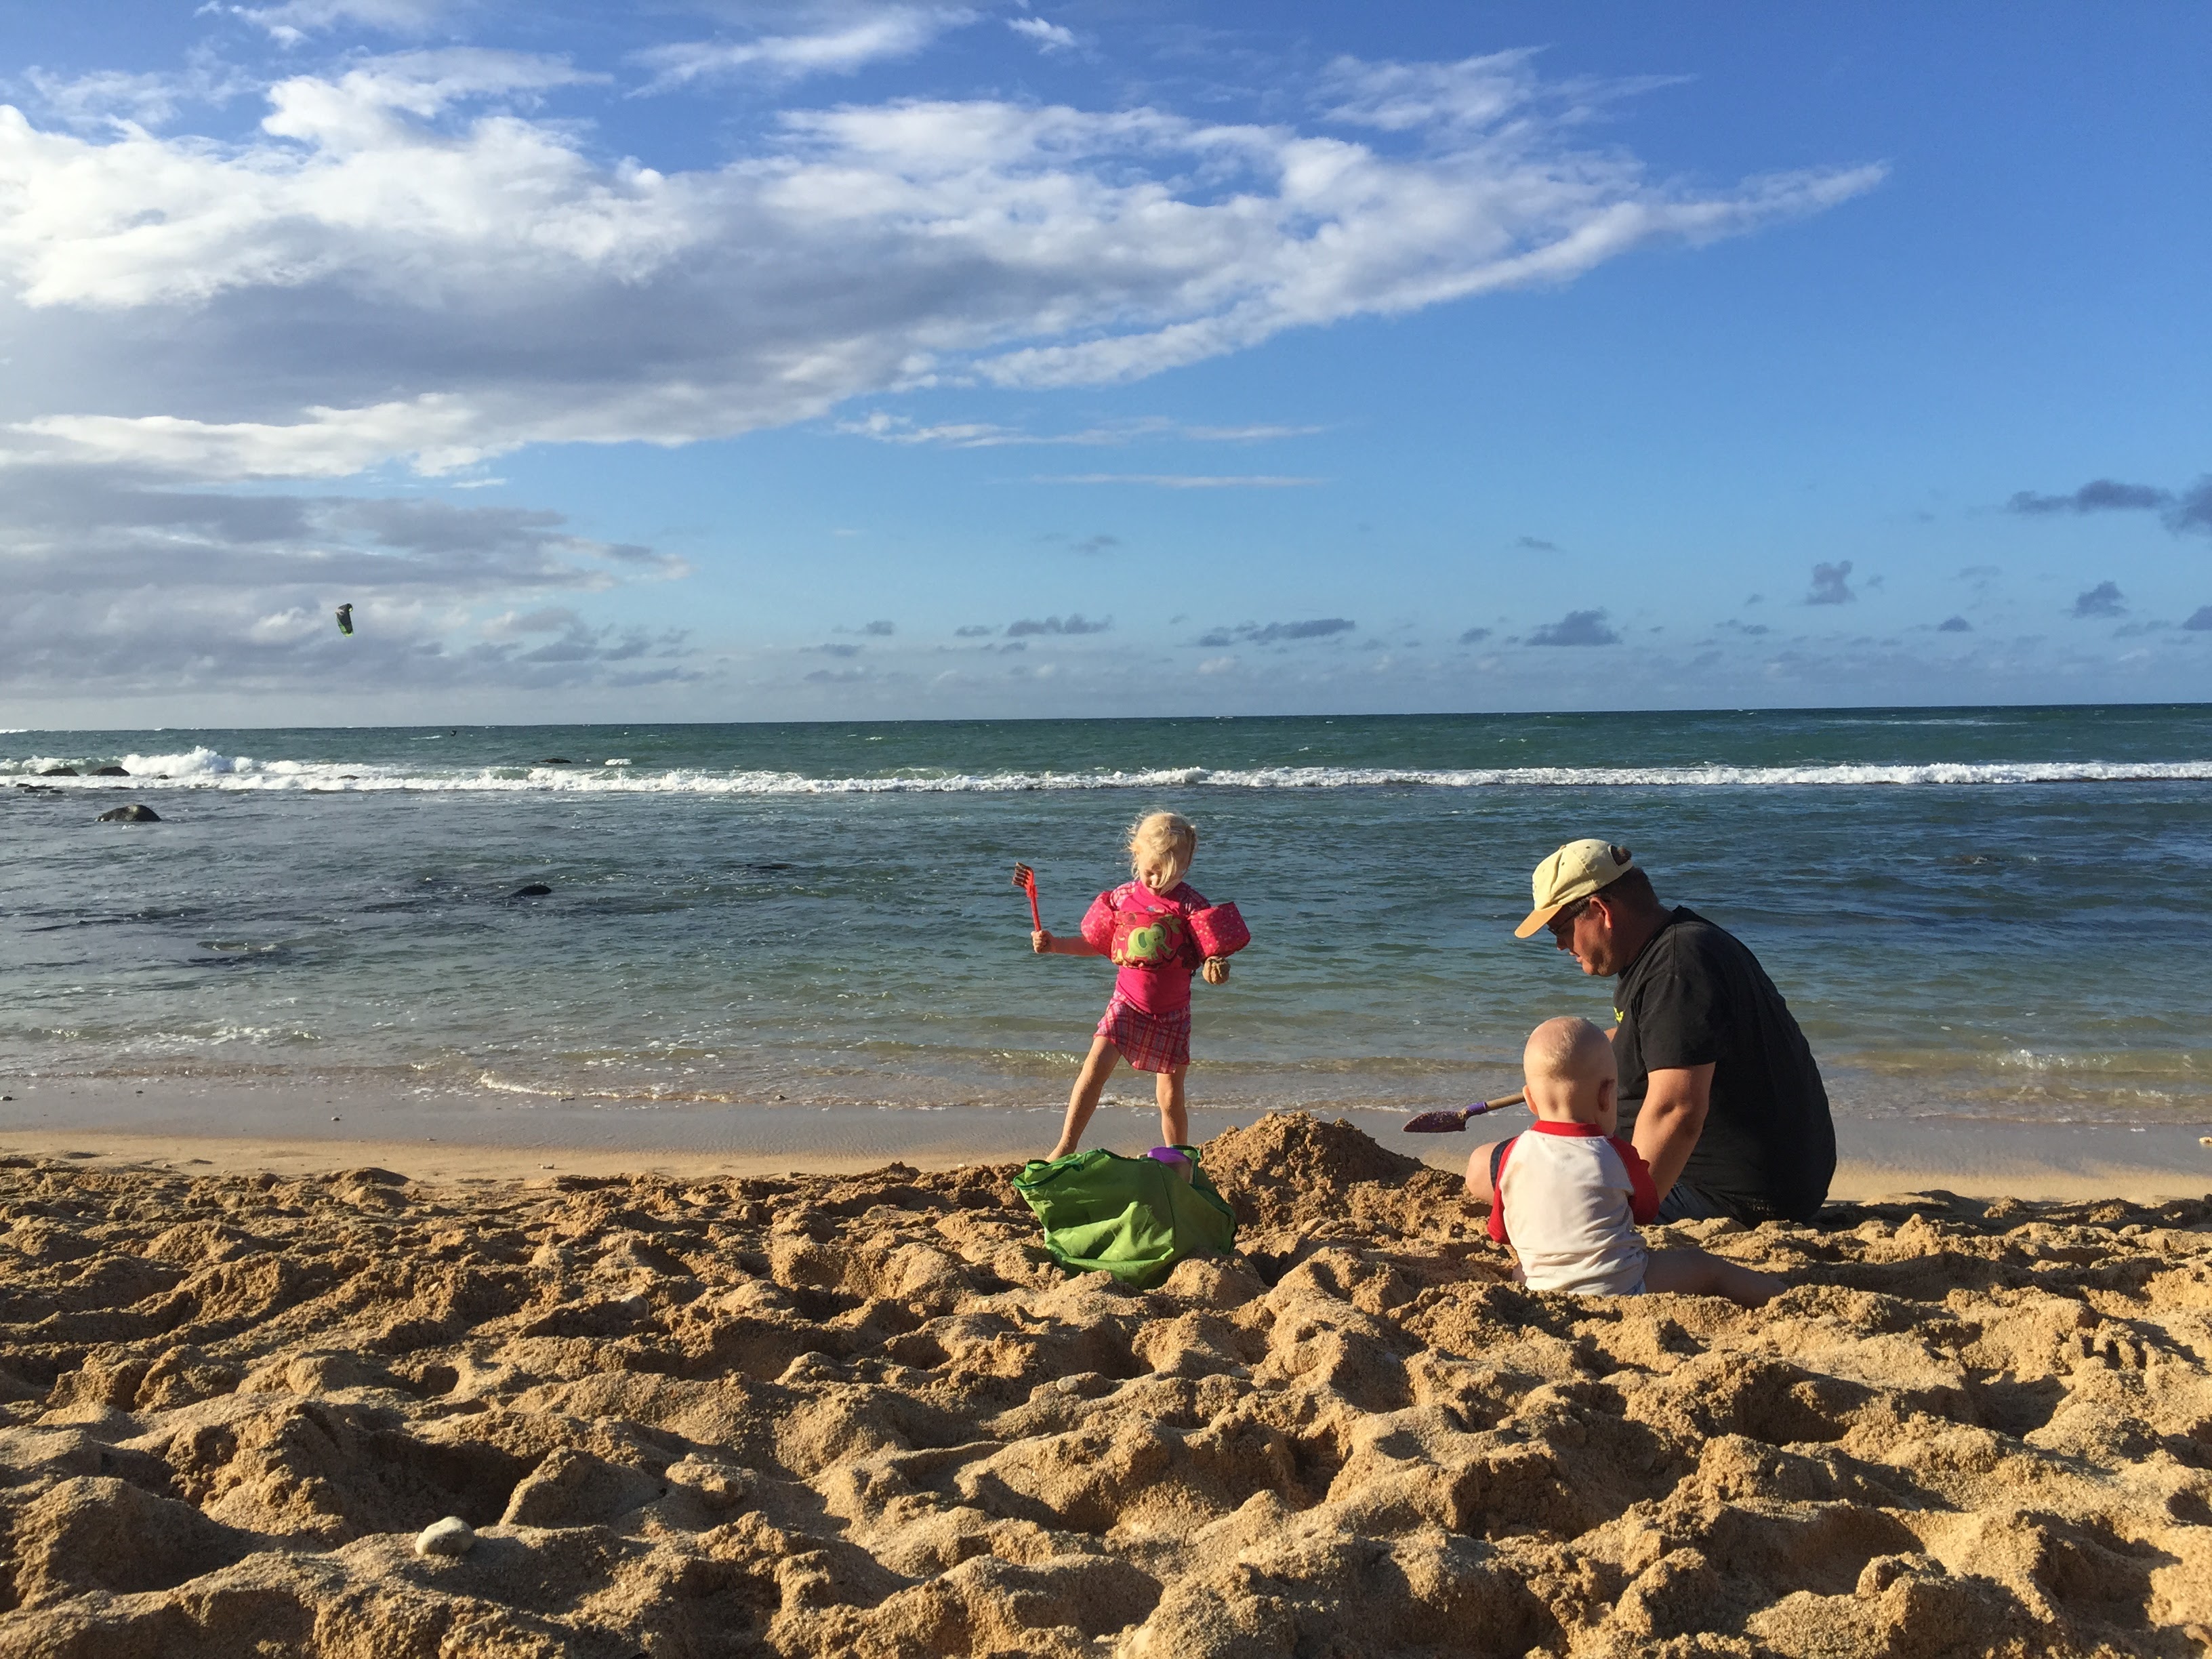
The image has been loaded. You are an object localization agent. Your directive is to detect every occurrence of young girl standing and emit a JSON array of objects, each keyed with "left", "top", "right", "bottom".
[{"left": 1031, "top": 811, "right": 1233, "bottom": 1160}]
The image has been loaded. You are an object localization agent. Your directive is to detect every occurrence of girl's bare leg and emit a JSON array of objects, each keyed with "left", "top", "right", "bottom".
[
  {"left": 1048, "top": 1036, "right": 1120, "bottom": 1159},
  {"left": 1643, "top": 1246, "right": 1782, "bottom": 1309},
  {"left": 1154, "top": 1064, "right": 1189, "bottom": 1149}
]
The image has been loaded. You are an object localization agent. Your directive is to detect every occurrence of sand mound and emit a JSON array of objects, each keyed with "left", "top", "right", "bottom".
[
  {"left": 1200, "top": 1113, "right": 1465, "bottom": 1265},
  {"left": 0, "top": 1117, "right": 2207, "bottom": 1656}
]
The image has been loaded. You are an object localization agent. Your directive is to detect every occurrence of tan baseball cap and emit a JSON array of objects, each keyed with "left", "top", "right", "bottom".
[{"left": 1514, "top": 839, "right": 1634, "bottom": 938}]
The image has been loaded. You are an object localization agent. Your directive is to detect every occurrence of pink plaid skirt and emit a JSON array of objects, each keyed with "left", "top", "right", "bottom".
[{"left": 1096, "top": 996, "right": 1191, "bottom": 1073}]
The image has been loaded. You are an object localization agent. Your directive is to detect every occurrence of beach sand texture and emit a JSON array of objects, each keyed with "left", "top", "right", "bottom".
[{"left": 2, "top": 1113, "right": 2210, "bottom": 1658}]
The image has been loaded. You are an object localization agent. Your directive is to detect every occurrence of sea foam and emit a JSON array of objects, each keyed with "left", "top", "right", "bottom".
[{"left": 7, "top": 753, "right": 2212, "bottom": 793}]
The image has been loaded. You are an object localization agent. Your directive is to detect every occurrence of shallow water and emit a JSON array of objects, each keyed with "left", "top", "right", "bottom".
[{"left": 4, "top": 705, "right": 2208, "bottom": 1127}]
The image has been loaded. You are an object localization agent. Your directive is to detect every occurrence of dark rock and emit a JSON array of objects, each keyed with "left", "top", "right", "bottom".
[
  {"left": 39, "top": 765, "right": 78, "bottom": 777},
  {"left": 91, "top": 765, "right": 130, "bottom": 777},
  {"left": 509, "top": 883, "right": 552, "bottom": 898},
  {"left": 98, "top": 804, "right": 161, "bottom": 823},
  {"left": 540, "top": 757, "right": 573, "bottom": 764}
]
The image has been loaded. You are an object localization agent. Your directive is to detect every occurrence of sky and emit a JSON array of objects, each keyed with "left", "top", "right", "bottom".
[{"left": 1, "top": 1, "right": 2207, "bottom": 727}]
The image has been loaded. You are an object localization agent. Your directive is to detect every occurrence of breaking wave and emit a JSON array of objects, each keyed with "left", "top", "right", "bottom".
[{"left": 7, "top": 745, "right": 2212, "bottom": 794}]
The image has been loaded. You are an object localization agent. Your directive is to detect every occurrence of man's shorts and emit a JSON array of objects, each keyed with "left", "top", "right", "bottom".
[
  {"left": 1654, "top": 1179, "right": 1727, "bottom": 1224},
  {"left": 1656, "top": 1180, "right": 1797, "bottom": 1225}
]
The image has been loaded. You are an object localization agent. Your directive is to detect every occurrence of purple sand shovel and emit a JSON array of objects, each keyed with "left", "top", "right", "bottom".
[{"left": 1402, "top": 1090, "right": 1529, "bottom": 1134}]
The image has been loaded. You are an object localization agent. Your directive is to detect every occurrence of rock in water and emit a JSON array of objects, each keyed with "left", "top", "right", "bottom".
[
  {"left": 39, "top": 765, "right": 78, "bottom": 777},
  {"left": 415, "top": 1516, "right": 475, "bottom": 1557},
  {"left": 98, "top": 804, "right": 161, "bottom": 823},
  {"left": 91, "top": 764, "right": 129, "bottom": 776},
  {"left": 509, "top": 883, "right": 552, "bottom": 898}
]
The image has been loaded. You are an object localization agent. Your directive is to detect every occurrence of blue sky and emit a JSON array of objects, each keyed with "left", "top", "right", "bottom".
[{"left": 0, "top": 1, "right": 2206, "bottom": 724}]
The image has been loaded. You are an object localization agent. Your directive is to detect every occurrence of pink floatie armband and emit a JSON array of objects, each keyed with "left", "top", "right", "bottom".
[
  {"left": 1189, "top": 901, "right": 1250, "bottom": 958},
  {"left": 1080, "top": 891, "right": 1116, "bottom": 954}
]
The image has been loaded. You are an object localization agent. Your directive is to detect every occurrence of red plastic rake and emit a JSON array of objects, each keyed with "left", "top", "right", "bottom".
[{"left": 1012, "top": 862, "right": 1043, "bottom": 930}]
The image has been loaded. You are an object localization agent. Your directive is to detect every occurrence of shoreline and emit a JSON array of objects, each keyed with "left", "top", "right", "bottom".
[{"left": 3, "top": 1074, "right": 2207, "bottom": 1199}]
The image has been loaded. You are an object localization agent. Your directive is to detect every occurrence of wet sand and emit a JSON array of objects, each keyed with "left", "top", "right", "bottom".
[
  {"left": 2, "top": 1111, "right": 2209, "bottom": 1656},
  {"left": 2, "top": 1074, "right": 2209, "bottom": 1200}
]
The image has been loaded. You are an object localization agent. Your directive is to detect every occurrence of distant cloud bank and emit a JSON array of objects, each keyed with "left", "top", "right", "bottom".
[
  {"left": 2007, "top": 475, "right": 2211, "bottom": 537},
  {"left": 1527, "top": 609, "right": 1619, "bottom": 647}
]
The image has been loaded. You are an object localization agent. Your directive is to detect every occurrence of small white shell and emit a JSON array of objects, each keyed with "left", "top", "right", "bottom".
[{"left": 415, "top": 1515, "right": 476, "bottom": 1557}]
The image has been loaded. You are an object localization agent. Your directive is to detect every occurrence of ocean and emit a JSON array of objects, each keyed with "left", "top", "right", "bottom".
[{"left": 3, "top": 705, "right": 2209, "bottom": 1137}]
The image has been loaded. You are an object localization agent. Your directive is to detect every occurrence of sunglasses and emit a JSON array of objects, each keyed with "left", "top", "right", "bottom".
[{"left": 1546, "top": 897, "right": 1595, "bottom": 936}]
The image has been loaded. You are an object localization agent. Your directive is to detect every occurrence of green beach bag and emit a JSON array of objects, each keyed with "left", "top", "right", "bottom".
[{"left": 1012, "top": 1147, "right": 1237, "bottom": 1290}]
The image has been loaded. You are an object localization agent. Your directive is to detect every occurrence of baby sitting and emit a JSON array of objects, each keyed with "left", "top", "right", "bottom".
[{"left": 1467, "top": 1016, "right": 1780, "bottom": 1308}]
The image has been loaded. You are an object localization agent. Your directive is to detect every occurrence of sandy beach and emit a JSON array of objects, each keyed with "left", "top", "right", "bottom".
[{"left": 3, "top": 1109, "right": 2209, "bottom": 1658}]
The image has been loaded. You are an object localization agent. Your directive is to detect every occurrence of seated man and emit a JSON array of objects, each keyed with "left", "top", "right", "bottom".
[
  {"left": 1515, "top": 840, "right": 1835, "bottom": 1225},
  {"left": 1467, "top": 1016, "right": 1778, "bottom": 1306}
]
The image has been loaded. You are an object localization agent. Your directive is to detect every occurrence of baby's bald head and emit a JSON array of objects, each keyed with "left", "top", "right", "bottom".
[{"left": 1521, "top": 1016, "right": 1618, "bottom": 1126}]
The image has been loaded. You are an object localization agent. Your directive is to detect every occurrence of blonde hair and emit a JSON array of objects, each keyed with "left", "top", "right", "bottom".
[
  {"left": 1523, "top": 1017, "right": 1616, "bottom": 1087},
  {"left": 1127, "top": 810, "right": 1197, "bottom": 891}
]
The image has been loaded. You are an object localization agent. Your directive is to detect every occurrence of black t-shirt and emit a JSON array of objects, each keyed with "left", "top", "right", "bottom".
[{"left": 1613, "top": 907, "right": 1835, "bottom": 1223}]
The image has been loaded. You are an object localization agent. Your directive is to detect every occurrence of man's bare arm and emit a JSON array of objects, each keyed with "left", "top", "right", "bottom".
[{"left": 1633, "top": 1063, "right": 1715, "bottom": 1197}]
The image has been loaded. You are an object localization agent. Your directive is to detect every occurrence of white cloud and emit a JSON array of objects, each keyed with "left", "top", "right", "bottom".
[
  {"left": 1321, "top": 49, "right": 1539, "bottom": 133},
  {"left": 1035, "top": 474, "right": 1325, "bottom": 488},
  {"left": 26, "top": 57, "right": 257, "bottom": 134},
  {"left": 11, "top": 398, "right": 502, "bottom": 478},
  {"left": 224, "top": 0, "right": 464, "bottom": 46},
  {"left": 1008, "top": 17, "right": 1078, "bottom": 53},
  {"left": 1322, "top": 50, "right": 1684, "bottom": 136},
  {"left": 834, "top": 411, "right": 1323, "bottom": 447},
  {"left": 1181, "top": 423, "right": 1328, "bottom": 442},
  {"left": 480, "top": 605, "right": 584, "bottom": 638},
  {"left": 0, "top": 52, "right": 1881, "bottom": 486},
  {"left": 636, "top": 7, "right": 973, "bottom": 89},
  {"left": 834, "top": 411, "right": 1031, "bottom": 447}
]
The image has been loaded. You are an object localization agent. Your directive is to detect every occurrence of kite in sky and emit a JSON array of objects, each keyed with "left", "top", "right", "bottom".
[{"left": 335, "top": 603, "right": 354, "bottom": 637}]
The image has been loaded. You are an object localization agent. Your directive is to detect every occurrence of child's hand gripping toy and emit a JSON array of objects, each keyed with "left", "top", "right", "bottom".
[{"left": 1012, "top": 863, "right": 1044, "bottom": 930}]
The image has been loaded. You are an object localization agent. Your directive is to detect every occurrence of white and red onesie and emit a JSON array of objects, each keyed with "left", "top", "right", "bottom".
[{"left": 1486, "top": 1122, "right": 1662, "bottom": 1295}]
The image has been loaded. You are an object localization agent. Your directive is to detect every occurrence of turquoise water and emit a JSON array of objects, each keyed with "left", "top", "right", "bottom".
[{"left": 3, "top": 705, "right": 2209, "bottom": 1126}]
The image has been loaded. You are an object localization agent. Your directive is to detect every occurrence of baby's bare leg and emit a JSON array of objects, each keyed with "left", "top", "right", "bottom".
[
  {"left": 1643, "top": 1246, "right": 1782, "bottom": 1309},
  {"left": 1048, "top": 1036, "right": 1120, "bottom": 1160},
  {"left": 1154, "top": 1064, "right": 1189, "bottom": 1149},
  {"left": 1463, "top": 1141, "right": 1502, "bottom": 1205}
]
